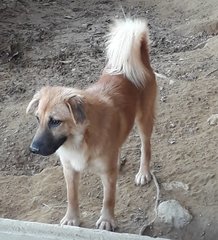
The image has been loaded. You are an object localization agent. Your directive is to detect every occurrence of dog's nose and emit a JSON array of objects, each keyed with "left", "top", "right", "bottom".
[{"left": 30, "top": 144, "right": 40, "bottom": 154}]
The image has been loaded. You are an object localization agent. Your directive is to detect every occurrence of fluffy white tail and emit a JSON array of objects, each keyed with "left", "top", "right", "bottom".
[{"left": 105, "top": 18, "right": 150, "bottom": 88}]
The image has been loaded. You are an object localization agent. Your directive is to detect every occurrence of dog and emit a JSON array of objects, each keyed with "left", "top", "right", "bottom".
[{"left": 26, "top": 18, "right": 157, "bottom": 231}]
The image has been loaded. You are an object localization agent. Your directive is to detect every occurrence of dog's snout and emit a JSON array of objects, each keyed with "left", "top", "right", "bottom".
[
  {"left": 30, "top": 144, "right": 40, "bottom": 154},
  {"left": 29, "top": 129, "right": 67, "bottom": 156}
]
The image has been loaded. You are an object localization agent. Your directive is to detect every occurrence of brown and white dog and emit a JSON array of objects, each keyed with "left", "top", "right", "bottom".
[{"left": 26, "top": 19, "right": 157, "bottom": 231}]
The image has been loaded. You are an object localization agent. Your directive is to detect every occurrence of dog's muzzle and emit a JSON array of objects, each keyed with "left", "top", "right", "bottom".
[{"left": 30, "top": 128, "right": 67, "bottom": 156}]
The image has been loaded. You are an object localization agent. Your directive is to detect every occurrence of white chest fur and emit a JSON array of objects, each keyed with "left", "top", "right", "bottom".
[{"left": 57, "top": 146, "right": 88, "bottom": 172}]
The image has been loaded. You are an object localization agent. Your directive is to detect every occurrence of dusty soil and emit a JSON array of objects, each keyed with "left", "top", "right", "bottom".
[{"left": 0, "top": 0, "right": 218, "bottom": 239}]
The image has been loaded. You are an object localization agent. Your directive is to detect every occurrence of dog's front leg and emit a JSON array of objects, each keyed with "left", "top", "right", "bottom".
[
  {"left": 60, "top": 166, "right": 80, "bottom": 226},
  {"left": 96, "top": 169, "right": 117, "bottom": 231}
]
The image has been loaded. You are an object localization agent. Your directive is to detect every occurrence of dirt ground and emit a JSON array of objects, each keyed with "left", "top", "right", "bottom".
[{"left": 0, "top": 0, "right": 218, "bottom": 239}]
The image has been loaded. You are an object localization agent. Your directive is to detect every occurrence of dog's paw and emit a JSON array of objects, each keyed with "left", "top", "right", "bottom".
[
  {"left": 60, "top": 214, "right": 80, "bottom": 226},
  {"left": 135, "top": 170, "right": 151, "bottom": 186},
  {"left": 96, "top": 216, "right": 116, "bottom": 231}
]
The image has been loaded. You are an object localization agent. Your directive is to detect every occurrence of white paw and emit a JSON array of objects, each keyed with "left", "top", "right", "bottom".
[
  {"left": 135, "top": 170, "right": 151, "bottom": 186},
  {"left": 96, "top": 216, "right": 116, "bottom": 231},
  {"left": 60, "top": 214, "right": 80, "bottom": 226}
]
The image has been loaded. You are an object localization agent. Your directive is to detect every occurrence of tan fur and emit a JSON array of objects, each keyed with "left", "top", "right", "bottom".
[{"left": 27, "top": 19, "right": 157, "bottom": 231}]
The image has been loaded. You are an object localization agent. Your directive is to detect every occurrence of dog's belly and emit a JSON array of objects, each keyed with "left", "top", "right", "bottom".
[{"left": 56, "top": 147, "right": 87, "bottom": 172}]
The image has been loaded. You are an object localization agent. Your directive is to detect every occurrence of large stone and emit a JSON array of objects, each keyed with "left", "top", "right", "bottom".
[{"left": 157, "top": 200, "right": 192, "bottom": 228}]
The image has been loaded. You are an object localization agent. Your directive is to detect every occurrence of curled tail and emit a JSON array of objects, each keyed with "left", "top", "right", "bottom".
[{"left": 105, "top": 18, "right": 152, "bottom": 88}]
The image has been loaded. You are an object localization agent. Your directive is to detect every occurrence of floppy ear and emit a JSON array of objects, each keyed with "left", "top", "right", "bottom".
[
  {"left": 66, "top": 95, "right": 86, "bottom": 125},
  {"left": 26, "top": 92, "right": 40, "bottom": 114}
]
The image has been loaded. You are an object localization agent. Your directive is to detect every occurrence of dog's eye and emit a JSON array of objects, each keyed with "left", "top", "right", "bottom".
[{"left": 48, "top": 118, "right": 62, "bottom": 128}]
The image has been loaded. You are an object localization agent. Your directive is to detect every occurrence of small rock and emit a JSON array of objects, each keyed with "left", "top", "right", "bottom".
[
  {"left": 169, "top": 122, "right": 176, "bottom": 128},
  {"left": 169, "top": 79, "right": 175, "bottom": 85},
  {"left": 162, "top": 181, "right": 189, "bottom": 191},
  {"left": 82, "top": 211, "right": 89, "bottom": 217},
  {"left": 157, "top": 199, "right": 192, "bottom": 228},
  {"left": 64, "top": 15, "right": 73, "bottom": 19},
  {"left": 151, "top": 40, "right": 157, "bottom": 47},
  {"left": 96, "top": 193, "right": 100, "bottom": 199},
  {"left": 43, "top": 3, "right": 50, "bottom": 6},
  {"left": 168, "top": 139, "right": 176, "bottom": 144},
  {"left": 59, "top": 60, "right": 73, "bottom": 64},
  {"left": 82, "top": 23, "right": 92, "bottom": 29},
  {"left": 207, "top": 114, "right": 218, "bottom": 126},
  {"left": 161, "top": 96, "right": 167, "bottom": 102},
  {"left": 155, "top": 73, "right": 167, "bottom": 79}
]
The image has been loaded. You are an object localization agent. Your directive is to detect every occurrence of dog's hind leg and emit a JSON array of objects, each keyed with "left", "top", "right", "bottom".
[
  {"left": 135, "top": 113, "right": 154, "bottom": 185},
  {"left": 135, "top": 90, "right": 156, "bottom": 186},
  {"left": 60, "top": 167, "right": 80, "bottom": 226}
]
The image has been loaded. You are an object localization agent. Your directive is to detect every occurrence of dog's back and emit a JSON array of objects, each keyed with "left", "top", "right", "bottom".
[{"left": 85, "top": 18, "right": 156, "bottom": 151}]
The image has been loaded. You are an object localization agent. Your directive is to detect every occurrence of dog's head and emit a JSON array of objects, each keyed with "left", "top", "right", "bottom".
[{"left": 26, "top": 86, "right": 87, "bottom": 156}]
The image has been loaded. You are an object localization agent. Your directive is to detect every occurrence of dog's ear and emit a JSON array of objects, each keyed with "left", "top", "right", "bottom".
[
  {"left": 26, "top": 92, "right": 40, "bottom": 114},
  {"left": 66, "top": 95, "right": 86, "bottom": 125}
]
